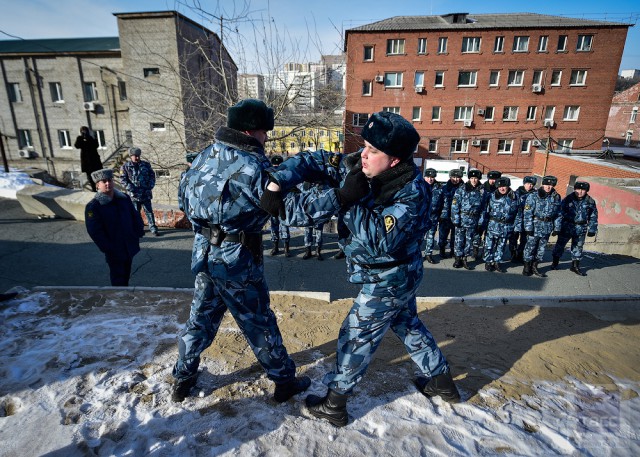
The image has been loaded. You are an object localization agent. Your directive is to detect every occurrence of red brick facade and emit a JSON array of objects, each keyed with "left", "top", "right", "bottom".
[
  {"left": 344, "top": 14, "right": 629, "bottom": 176},
  {"left": 605, "top": 82, "right": 640, "bottom": 147}
]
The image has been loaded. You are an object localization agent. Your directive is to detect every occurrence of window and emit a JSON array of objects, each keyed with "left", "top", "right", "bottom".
[
  {"left": 494, "top": 36, "right": 504, "bottom": 53},
  {"left": 507, "top": 70, "right": 525, "bottom": 86},
  {"left": 8, "top": 83, "right": 22, "bottom": 102},
  {"left": 558, "top": 139, "right": 574, "bottom": 152},
  {"left": 484, "top": 106, "right": 495, "bottom": 120},
  {"left": 631, "top": 107, "right": 638, "bottom": 124},
  {"left": 431, "top": 106, "right": 441, "bottom": 121},
  {"left": 383, "top": 107, "right": 400, "bottom": 114},
  {"left": 563, "top": 105, "right": 580, "bottom": 121},
  {"left": 290, "top": 142, "right": 295, "bottom": 149},
  {"left": 538, "top": 36, "right": 548, "bottom": 52},
  {"left": 450, "top": 139, "right": 469, "bottom": 154},
  {"left": 480, "top": 139, "right": 490, "bottom": 153},
  {"left": 414, "top": 71, "right": 425, "bottom": 87},
  {"left": 83, "top": 82, "right": 98, "bottom": 102},
  {"left": 522, "top": 106, "right": 536, "bottom": 121},
  {"left": 550, "top": 70, "right": 562, "bottom": 86},
  {"left": 457, "top": 71, "right": 477, "bottom": 87},
  {"left": 434, "top": 71, "right": 444, "bottom": 87},
  {"left": 557, "top": 35, "right": 568, "bottom": 52},
  {"left": 497, "top": 139, "right": 514, "bottom": 153},
  {"left": 428, "top": 139, "right": 438, "bottom": 153},
  {"left": 412, "top": 107, "right": 422, "bottom": 121},
  {"left": 462, "top": 37, "right": 481, "bottom": 53},
  {"left": 18, "top": 129, "right": 32, "bottom": 148},
  {"left": 362, "top": 80, "right": 372, "bottom": 96},
  {"left": 521, "top": 139, "right": 531, "bottom": 153},
  {"left": 387, "top": 39, "right": 405, "bottom": 55},
  {"left": 576, "top": 35, "right": 593, "bottom": 51},
  {"left": 150, "top": 122, "right": 166, "bottom": 131},
  {"left": 143, "top": 67, "right": 160, "bottom": 77},
  {"left": 118, "top": 80, "right": 127, "bottom": 101},
  {"left": 384, "top": 72, "right": 403, "bottom": 88},
  {"left": 418, "top": 38, "right": 427, "bottom": 54},
  {"left": 489, "top": 70, "right": 500, "bottom": 87},
  {"left": 503, "top": 106, "right": 518, "bottom": 121},
  {"left": 437, "top": 37, "right": 448, "bottom": 54},
  {"left": 96, "top": 130, "right": 106, "bottom": 148},
  {"left": 155, "top": 169, "right": 171, "bottom": 178},
  {"left": 49, "top": 82, "right": 63, "bottom": 102},
  {"left": 58, "top": 130, "right": 72, "bottom": 148},
  {"left": 544, "top": 106, "right": 556, "bottom": 121},
  {"left": 454, "top": 106, "right": 473, "bottom": 121},
  {"left": 513, "top": 36, "right": 529, "bottom": 52},
  {"left": 353, "top": 113, "right": 368, "bottom": 126},
  {"left": 364, "top": 45, "right": 374, "bottom": 61},
  {"left": 570, "top": 70, "right": 587, "bottom": 86},
  {"left": 532, "top": 70, "right": 543, "bottom": 86}
]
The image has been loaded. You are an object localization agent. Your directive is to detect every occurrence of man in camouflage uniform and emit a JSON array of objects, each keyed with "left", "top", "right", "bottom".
[
  {"left": 522, "top": 176, "right": 562, "bottom": 277},
  {"left": 120, "top": 147, "right": 159, "bottom": 236},
  {"left": 451, "top": 169, "right": 484, "bottom": 269},
  {"left": 474, "top": 170, "right": 502, "bottom": 259},
  {"left": 479, "top": 177, "right": 519, "bottom": 272},
  {"left": 551, "top": 181, "right": 598, "bottom": 276},
  {"left": 422, "top": 168, "right": 444, "bottom": 264},
  {"left": 171, "top": 99, "right": 310, "bottom": 403},
  {"left": 261, "top": 111, "right": 460, "bottom": 427},
  {"left": 302, "top": 221, "right": 325, "bottom": 260},
  {"left": 510, "top": 176, "right": 537, "bottom": 262},
  {"left": 268, "top": 155, "right": 291, "bottom": 256},
  {"left": 439, "top": 169, "right": 464, "bottom": 259}
]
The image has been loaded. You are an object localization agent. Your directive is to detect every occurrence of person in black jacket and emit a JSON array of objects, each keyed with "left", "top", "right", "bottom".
[
  {"left": 74, "top": 126, "right": 103, "bottom": 192},
  {"left": 85, "top": 168, "right": 144, "bottom": 286}
]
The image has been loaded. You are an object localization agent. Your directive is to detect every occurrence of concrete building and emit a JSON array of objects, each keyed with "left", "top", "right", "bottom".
[
  {"left": 0, "top": 10, "right": 237, "bottom": 205},
  {"left": 343, "top": 13, "right": 631, "bottom": 175},
  {"left": 238, "top": 74, "right": 265, "bottom": 100},
  {"left": 605, "top": 82, "right": 640, "bottom": 147},
  {"left": 620, "top": 69, "right": 640, "bottom": 79}
]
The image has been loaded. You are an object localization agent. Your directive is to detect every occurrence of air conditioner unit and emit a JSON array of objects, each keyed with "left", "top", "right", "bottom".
[
  {"left": 477, "top": 108, "right": 485, "bottom": 116},
  {"left": 543, "top": 120, "right": 555, "bottom": 127},
  {"left": 374, "top": 75, "right": 384, "bottom": 83},
  {"left": 18, "top": 149, "right": 35, "bottom": 158},
  {"left": 414, "top": 85, "right": 424, "bottom": 93},
  {"left": 463, "top": 120, "right": 473, "bottom": 127},
  {"left": 83, "top": 101, "right": 96, "bottom": 111},
  {"left": 532, "top": 84, "right": 543, "bottom": 93},
  {"left": 471, "top": 139, "right": 481, "bottom": 146},
  {"left": 532, "top": 139, "right": 542, "bottom": 147}
]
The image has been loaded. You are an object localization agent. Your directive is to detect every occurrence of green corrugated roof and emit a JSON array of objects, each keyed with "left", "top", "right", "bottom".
[{"left": 0, "top": 37, "right": 120, "bottom": 55}]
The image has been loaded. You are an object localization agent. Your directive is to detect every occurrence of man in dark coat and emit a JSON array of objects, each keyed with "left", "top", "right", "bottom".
[
  {"left": 74, "top": 126, "right": 103, "bottom": 192},
  {"left": 85, "top": 168, "right": 144, "bottom": 286}
]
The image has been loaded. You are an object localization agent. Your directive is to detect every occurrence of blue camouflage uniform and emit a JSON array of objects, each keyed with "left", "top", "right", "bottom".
[
  {"left": 270, "top": 216, "right": 290, "bottom": 243},
  {"left": 120, "top": 158, "right": 158, "bottom": 234},
  {"left": 480, "top": 188, "right": 519, "bottom": 264},
  {"left": 451, "top": 181, "right": 484, "bottom": 257},
  {"left": 439, "top": 179, "right": 463, "bottom": 252},
  {"left": 271, "top": 149, "right": 450, "bottom": 395},
  {"left": 422, "top": 180, "right": 444, "bottom": 257},
  {"left": 552, "top": 193, "right": 598, "bottom": 261},
  {"left": 523, "top": 188, "right": 562, "bottom": 262},
  {"left": 173, "top": 126, "right": 298, "bottom": 385},
  {"left": 510, "top": 185, "right": 537, "bottom": 258}
]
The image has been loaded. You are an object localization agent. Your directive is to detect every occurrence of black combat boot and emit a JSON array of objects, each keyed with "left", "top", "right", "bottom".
[
  {"left": 425, "top": 254, "right": 435, "bottom": 264},
  {"left": 302, "top": 247, "right": 313, "bottom": 260},
  {"left": 439, "top": 246, "right": 448, "bottom": 259},
  {"left": 273, "top": 376, "right": 311, "bottom": 403},
  {"left": 316, "top": 248, "right": 323, "bottom": 261},
  {"left": 171, "top": 374, "right": 198, "bottom": 402},
  {"left": 284, "top": 242, "right": 291, "bottom": 258},
  {"left": 462, "top": 256, "right": 473, "bottom": 270},
  {"left": 305, "top": 389, "right": 349, "bottom": 427},
  {"left": 531, "top": 261, "right": 546, "bottom": 277},
  {"left": 485, "top": 262, "right": 495, "bottom": 272},
  {"left": 494, "top": 262, "right": 505, "bottom": 273},
  {"left": 522, "top": 261, "right": 533, "bottom": 276},
  {"left": 570, "top": 260, "right": 586, "bottom": 276},
  {"left": 551, "top": 256, "right": 560, "bottom": 270},
  {"left": 415, "top": 371, "right": 461, "bottom": 403},
  {"left": 270, "top": 241, "right": 280, "bottom": 256},
  {"left": 334, "top": 249, "right": 345, "bottom": 260},
  {"left": 453, "top": 256, "right": 463, "bottom": 268}
]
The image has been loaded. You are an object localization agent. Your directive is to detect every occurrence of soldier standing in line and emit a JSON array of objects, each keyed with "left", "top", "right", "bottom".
[
  {"left": 522, "top": 176, "right": 563, "bottom": 277},
  {"left": 451, "top": 169, "right": 485, "bottom": 269},
  {"left": 510, "top": 176, "right": 538, "bottom": 262},
  {"left": 422, "top": 168, "right": 444, "bottom": 264},
  {"left": 479, "top": 177, "right": 519, "bottom": 272},
  {"left": 438, "top": 169, "right": 464, "bottom": 259},
  {"left": 302, "top": 222, "right": 325, "bottom": 260},
  {"left": 474, "top": 170, "right": 502, "bottom": 259},
  {"left": 120, "top": 147, "right": 160, "bottom": 236},
  {"left": 551, "top": 181, "right": 598, "bottom": 276}
]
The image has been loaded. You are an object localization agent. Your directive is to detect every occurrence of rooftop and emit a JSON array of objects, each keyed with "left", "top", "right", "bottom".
[{"left": 0, "top": 37, "right": 120, "bottom": 55}]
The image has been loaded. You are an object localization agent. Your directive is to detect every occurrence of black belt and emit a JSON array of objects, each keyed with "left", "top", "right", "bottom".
[
  {"left": 574, "top": 221, "right": 587, "bottom": 226},
  {"left": 535, "top": 216, "right": 554, "bottom": 222},
  {"left": 360, "top": 258, "right": 409, "bottom": 269},
  {"left": 489, "top": 217, "right": 508, "bottom": 223}
]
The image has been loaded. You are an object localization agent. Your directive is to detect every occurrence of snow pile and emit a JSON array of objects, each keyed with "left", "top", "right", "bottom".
[{"left": 0, "top": 169, "right": 37, "bottom": 199}]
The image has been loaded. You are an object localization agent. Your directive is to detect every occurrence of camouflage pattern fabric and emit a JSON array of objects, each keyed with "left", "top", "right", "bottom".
[
  {"left": 422, "top": 181, "right": 444, "bottom": 255},
  {"left": 451, "top": 182, "right": 484, "bottom": 256},
  {"left": 120, "top": 160, "right": 156, "bottom": 202},
  {"left": 522, "top": 188, "right": 562, "bottom": 262},
  {"left": 552, "top": 193, "right": 598, "bottom": 261},
  {"left": 480, "top": 189, "right": 519, "bottom": 263},
  {"left": 270, "top": 217, "right": 290, "bottom": 242},
  {"left": 438, "top": 180, "right": 463, "bottom": 250},
  {"left": 304, "top": 223, "right": 324, "bottom": 248},
  {"left": 509, "top": 186, "right": 536, "bottom": 255}
]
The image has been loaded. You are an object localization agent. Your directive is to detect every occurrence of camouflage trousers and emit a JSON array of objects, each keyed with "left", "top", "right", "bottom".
[
  {"left": 483, "top": 234, "right": 508, "bottom": 263},
  {"left": 552, "top": 231, "right": 586, "bottom": 261},
  {"left": 270, "top": 218, "right": 290, "bottom": 242},
  {"left": 523, "top": 233, "right": 552, "bottom": 262},
  {"left": 134, "top": 200, "right": 157, "bottom": 232},
  {"left": 324, "top": 277, "right": 449, "bottom": 394},
  {"left": 173, "top": 271, "right": 296, "bottom": 383},
  {"left": 438, "top": 219, "right": 456, "bottom": 250},
  {"left": 422, "top": 222, "right": 438, "bottom": 255},
  {"left": 454, "top": 226, "right": 476, "bottom": 257},
  {"left": 304, "top": 224, "right": 324, "bottom": 249}
]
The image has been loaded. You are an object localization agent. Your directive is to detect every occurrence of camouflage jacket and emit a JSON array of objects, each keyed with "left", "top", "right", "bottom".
[
  {"left": 451, "top": 181, "right": 485, "bottom": 228},
  {"left": 559, "top": 193, "right": 598, "bottom": 235},
  {"left": 120, "top": 160, "right": 156, "bottom": 202},
  {"left": 523, "top": 188, "right": 563, "bottom": 236},
  {"left": 479, "top": 189, "right": 519, "bottom": 237}
]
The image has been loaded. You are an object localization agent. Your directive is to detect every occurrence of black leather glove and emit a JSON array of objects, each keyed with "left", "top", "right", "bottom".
[
  {"left": 526, "top": 231, "right": 534, "bottom": 236},
  {"left": 337, "top": 170, "right": 369, "bottom": 208},
  {"left": 587, "top": 231, "right": 596, "bottom": 237},
  {"left": 552, "top": 230, "right": 558, "bottom": 236},
  {"left": 454, "top": 223, "right": 461, "bottom": 228},
  {"left": 260, "top": 188, "right": 285, "bottom": 218}
]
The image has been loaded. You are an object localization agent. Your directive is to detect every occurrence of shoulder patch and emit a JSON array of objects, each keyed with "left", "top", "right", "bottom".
[
  {"left": 329, "top": 155, "right": 340, "bottom": 168},
  {"left": 87, "top": 210, "right": 94, "bottom": 218},
  {"left": 384, "top": 215, "right": 397, "bottom": 233},
  {"left": 524, "top": 204, "right": 531, "bottom": 210}
]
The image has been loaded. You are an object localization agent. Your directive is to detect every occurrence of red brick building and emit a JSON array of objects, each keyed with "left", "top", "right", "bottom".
[
  {"left": 605, "top": 82, "right": 640, "bottom": 147},
  {"left": 344, "top": 13, "right": 630, "bottom": 176}
]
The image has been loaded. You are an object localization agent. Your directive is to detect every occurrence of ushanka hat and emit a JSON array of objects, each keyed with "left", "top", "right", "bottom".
[
  {"left": 91, "top": 168, "right": 113, "bottom": 183},
  {"left": 449, "top": 169, "right": 463, "bottom": 178},
  {"left": 361, "top": 111, "right": 420, "bottom": 161},
  {"left": 487, "top": 170, "right": 502, "bottom": 180},
  {"left": 129, "top": 147, "right": 142, "bottom": 156},
  {"left": 574, "top": 181, "right": 590, "bottom": 191},
  {"left": 227, "top": 99, "right": 274, "bottom": 132},
  {"left": 496, "top": 177, "right": 511, "bottom": 187},
  {"left": 542, "top": 176, "right": 558, "bottom": 186},
  {"left": 468, "top": 169, "right": 482, "bottom": 179},
  {"left": 523, "top": 176, "right": 537, "bottom": 185},
  {"left": 424, "top": 168, "right": 437, "bottom": 178}
]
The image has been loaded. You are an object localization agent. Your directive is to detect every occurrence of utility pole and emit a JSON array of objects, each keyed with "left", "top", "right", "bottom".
[{"left": 542, "top": 125, "right": 552, "bottom": 176}]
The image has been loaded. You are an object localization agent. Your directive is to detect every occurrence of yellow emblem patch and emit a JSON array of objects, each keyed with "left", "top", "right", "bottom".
[
  {"left": 87, "top": 210, "right": 94, "bottom": 218},
  {"left": 329, "top": 155, "right": 340, "bottom": 168},
  {"left": 384, "top": 215, "right": 396, "bottom": 233},
  {"left": 524, "top": 205, "right": 531, "bottom": 210}
]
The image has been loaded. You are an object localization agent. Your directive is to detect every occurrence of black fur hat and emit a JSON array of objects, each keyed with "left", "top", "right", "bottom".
[
  {"left": 542, "top": 176, "right": 558, "bottom": 186},
  {"left": 574, "top": 181, "right": 590, "bottom": 191},
  {"left": 227, "top": 99, "right": 274, "bottom": 132},
  {"left": 523, "top": 176, "right": 537, "bottom": 185},
  {"left": 468, "top": 169, "right": 482, "bottom": 179},
  {"left": 361, "top": 111, "right": 420, "bottom": 160},
  {"left": 449, "top": 169, "right": 463, "bottom": 178},
  {"left": 496, "top": 177, "right": 511, "bottom": 187},
  {"left": 487, "top": 170, "right": 502, "bottom": 180},
  {"left": 424, "top": 168, "right": 437, "bottom": 178}
]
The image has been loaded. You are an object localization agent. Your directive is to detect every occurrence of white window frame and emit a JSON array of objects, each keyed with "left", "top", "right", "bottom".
[
  {"left": 513, "top": 36, "right": 530, "bottom": 52},
  {"left": 532, "top": 70, "right": 544, "bottom": 86},
  {"left": 384, "top": 72, "right": 403, "bottom": 88},
  {"left": 631, "top": 107, "right": 638, "bottom": 124},
  {"left": 558, "top": 139, "right": 574, "bottom": 152},
  {"left": 58, "top": 129, "right": 72, "bottom": 148},
  {"left": 412, "top": 106, "right": 422, "bottom": 121},
  {"left": 557, "top": 35, "right": 568, "bottom": 52},
  {"left": 563, "top": 105, "right": 580, "bottom": 121},
  {"left": 480, "top": 139, "right": 490, "bottom": 154},
  {"left": 437, "top": 37, "right": 448, "bottom": 54},
  {"left": 507, "top": 70, "right": 525, "bottom": 86},
  {"left": 544, "top": 106, "right": 556, "bottom": 121},
  {"left": 526, "top": 106, "right": 537, "bottom": 121},
  {"left": 494, "top": 36, "right": 504, "bottom": 53},
  {"left": 538, "top": 36, "right": 548, "bottom": 52},
  {"left": 489, "top": 70, "right": 500, "bottom": 87},
  {"left": 550, "top": 70, "right": 562, "bottom": 86},
  {"left": 434, "top": 71, "right": 445, "bottom": 87},
  {"left": 503, "top": 106, "right": 519, "bottom": 121},
  {"left": 83, "top": 82, "right": 98, "bottom": 102},
  {"left": 382, "top": 106, "right": 400, "bottom": 114},
  {"left": 18, "top": 129, "right": 33, "bottom": 148},
  {"left": 461, "top": 37, "right": 481, "bottom": 53},
  {"left": 150, "top": 122, "right": 166, "bottom": 131},
  {"left": 457, "top": 71, "right": 477, "bottom": 87},
  {"left": 417, "top": 38, "right": 427, "bottom": 54},
  {"left": 485, "top": 106, "right": 495, "bottom": 121},
  {"left": 96, "top": 130, "right": 106, "bottom": 149},
  {"left": 362, "top": 80, "right": 372, "bottom": 96},
  {"left": 450, "top": 139, "right": 469, "bottom": 154},
  {"left": 364, "top": 45, "right": 374, "bottom": 61},
  {"left": 50, "top": 82, "right": 64, "bottom": 103},
  {"left": 570, "top": 70, "right": 587, "bottom": 86},
  {"left": 521, "top": 139, "right": 531, "bottom": 153},
  {"left": 576, "top": 35, "right": 593, "bottom": 52},
  {"left": 387, "top": 39, "right": 405, "bottom": 55},
  {"left": 454, "top": 106, "right": 473, "bottom": 121},
  {"left": 8, "top": 83, "right": 23, "bottom": 102},
  {"left": 497, "top": 139, "right": 514, "bottom": 154},
  {"left": 414, "top": 71, "right": 425, "bottom": 86},
  {"left": 431, "top": 106, "right": 441, "bottom": 121},
  {"left": 353, "top": 113, "right": 368, "bottom": 126},
  {"left": 428, "top": 139, "right": 438, "bottom": 153}
]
